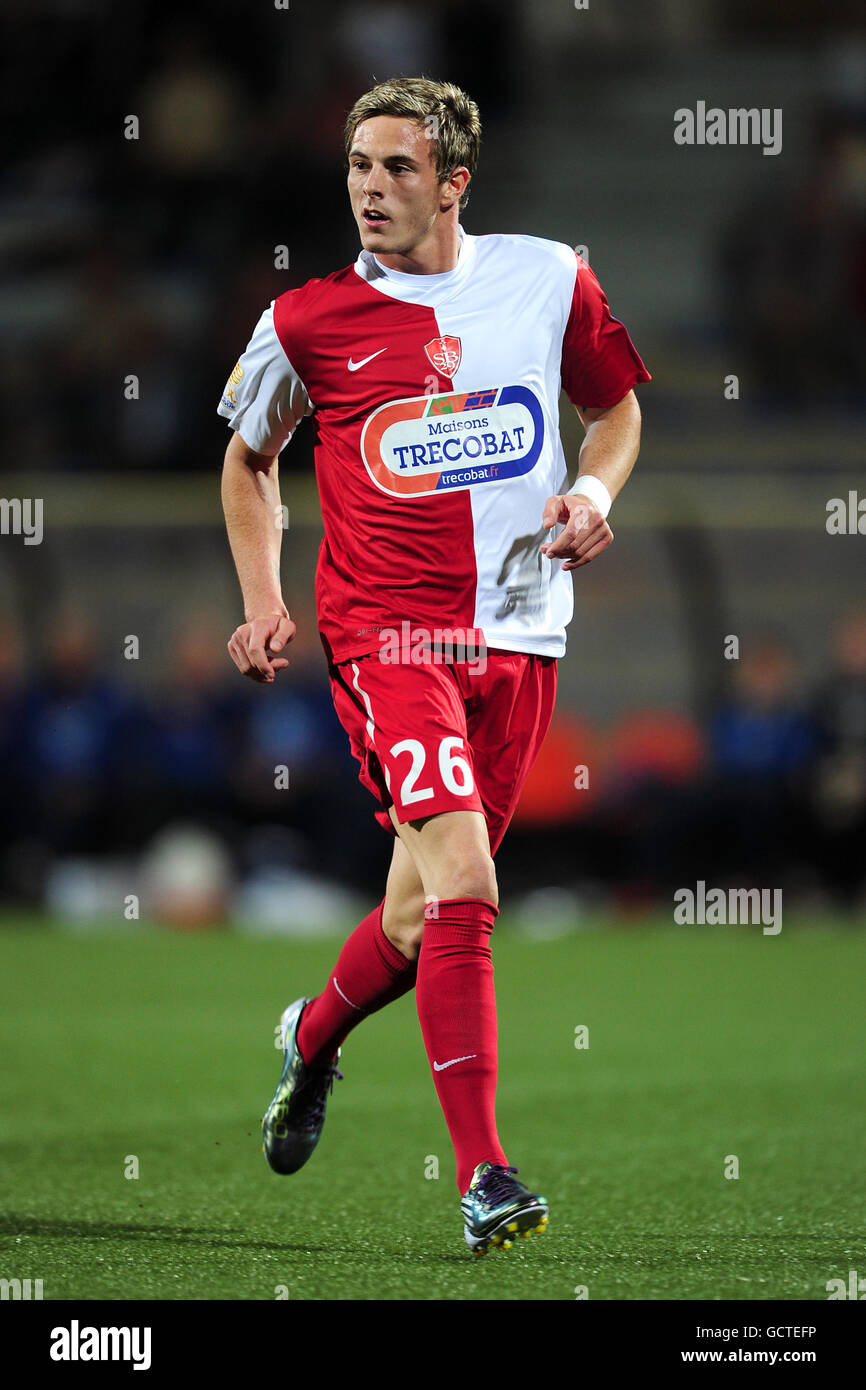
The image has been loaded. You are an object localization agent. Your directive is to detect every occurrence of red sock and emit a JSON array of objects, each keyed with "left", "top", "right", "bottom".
[
  {"left": 296, "top": 901, "right": 417, "bottom": 1067},
  {"left": 415, "top": 898, "right": 508, "bottom": 1192}
]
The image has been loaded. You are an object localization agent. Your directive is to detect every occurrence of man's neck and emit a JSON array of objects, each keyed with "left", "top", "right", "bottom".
[{"left": 375, "top": 219, "right": 462, "bottom": 276}]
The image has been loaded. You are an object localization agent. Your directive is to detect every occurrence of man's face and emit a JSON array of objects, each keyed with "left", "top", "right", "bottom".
[{"left": 347, "top": 115, "right": 450, "bottom": 258}]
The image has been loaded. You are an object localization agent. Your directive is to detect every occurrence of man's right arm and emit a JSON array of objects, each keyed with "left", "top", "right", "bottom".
[{"left": 221, "top": 429, "right": 296, "bottom": 683}]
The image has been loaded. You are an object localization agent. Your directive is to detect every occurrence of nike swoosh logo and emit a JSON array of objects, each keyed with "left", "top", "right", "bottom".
[
  {"left": 347, "top": 348, "right": 388, "bottom": 372},
  {"left": 433, "top": 1054, "right": 478, "bottom": 1072}
]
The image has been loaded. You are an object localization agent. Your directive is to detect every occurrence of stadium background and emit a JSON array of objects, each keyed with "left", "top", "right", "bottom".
[{"left": 0, "top": 0, "right": 864, "bottom": 1305}]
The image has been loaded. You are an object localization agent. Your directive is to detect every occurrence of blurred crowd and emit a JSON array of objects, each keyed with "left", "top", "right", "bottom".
[
  {"left": 4, "top": 0, "right": 865, "bottom": 489},
  {"left": 2, "top": 608, "right": 865, "bottom": 922},
  {"left": 4, "top": 1, "right": 519, "bottom": 478},
  {"left": 506, "top": 608, "right": 866, "bottom": 912},
  {"left": 719, "top": 102, "right": 866, "bottom": 407},
  {"left": 0, "top": 610, "right": 389, "bottom": 915}
]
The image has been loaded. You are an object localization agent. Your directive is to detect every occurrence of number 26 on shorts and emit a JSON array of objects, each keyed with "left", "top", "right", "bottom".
[{"left": 388, "top": 737, "right": 474, "bottom": 806}]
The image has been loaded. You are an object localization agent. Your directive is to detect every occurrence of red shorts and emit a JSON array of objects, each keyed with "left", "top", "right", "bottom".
[{"left": 328, "top": 649, "right": 557, "bottom": 855}]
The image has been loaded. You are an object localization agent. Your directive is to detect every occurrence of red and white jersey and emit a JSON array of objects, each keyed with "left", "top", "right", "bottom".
[{"left": 218, "top": 226, "right": 650, "bottom": 665}]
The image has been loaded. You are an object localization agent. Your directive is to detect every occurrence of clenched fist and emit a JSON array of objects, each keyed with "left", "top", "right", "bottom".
[{"left": 227, "top": 611, "right": 296, "bottom": 683}]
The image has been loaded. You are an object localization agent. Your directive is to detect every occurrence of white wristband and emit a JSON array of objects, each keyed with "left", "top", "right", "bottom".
[{"left": 567, "top": 475, "right": 612, "bottom": 519}]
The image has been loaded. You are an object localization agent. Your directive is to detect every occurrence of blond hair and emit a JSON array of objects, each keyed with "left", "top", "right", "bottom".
[{"left": 344, "top": 77, "right": 481, "bottom": 210}]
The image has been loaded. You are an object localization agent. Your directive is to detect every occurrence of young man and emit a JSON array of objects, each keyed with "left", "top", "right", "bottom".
[{"left": 219, "top": 77, "right": 650, "bottom": 1255}]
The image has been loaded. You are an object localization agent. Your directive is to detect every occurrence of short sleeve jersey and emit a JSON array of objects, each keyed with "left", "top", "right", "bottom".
[{"left": 218, "top": 226, "right": 650, "bottom": 665}]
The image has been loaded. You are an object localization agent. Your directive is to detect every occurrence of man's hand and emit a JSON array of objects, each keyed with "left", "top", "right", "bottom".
[
  {"left": 228, "top": 611, "right": 296, "bottom": 683},
  {"left": 540, "top": 494, "right": 614, "bottom": 571}
]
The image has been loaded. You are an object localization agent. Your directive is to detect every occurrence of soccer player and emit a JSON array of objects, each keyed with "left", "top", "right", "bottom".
[{"left": 219, "top": 77, "right": 650, "bottom": 1255}]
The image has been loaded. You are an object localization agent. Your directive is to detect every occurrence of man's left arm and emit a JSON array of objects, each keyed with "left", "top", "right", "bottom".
[{"left": 540, "top": 389, "right": 642, "bottom": 570}]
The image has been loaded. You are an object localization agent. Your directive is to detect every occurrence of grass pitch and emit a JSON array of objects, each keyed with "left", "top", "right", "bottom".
[{"left": 0, "top": 918, "right": 863, "bottom": 1301}]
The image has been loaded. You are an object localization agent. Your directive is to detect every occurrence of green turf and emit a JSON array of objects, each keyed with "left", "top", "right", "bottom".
[{"left": 0, "top": 917, "right": 864, "bottom": 1300}]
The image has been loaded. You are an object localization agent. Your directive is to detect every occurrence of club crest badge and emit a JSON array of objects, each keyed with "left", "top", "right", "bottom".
[{"left": 424, "top": 336, "right": 462, "bottom": 377}]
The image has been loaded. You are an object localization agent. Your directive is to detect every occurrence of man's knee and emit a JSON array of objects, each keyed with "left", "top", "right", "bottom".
[
  {"left": 411, "top": 811, "right": 498, "bottom": 907},
  {"left": 431, "top": 850, "right": 498, "bottom": 909},
  {"left": 382, "top": 852, "right": 498, "bottom": 960},
  {"left": 383, "top": 812, "right": 498, "bottom": 959}
]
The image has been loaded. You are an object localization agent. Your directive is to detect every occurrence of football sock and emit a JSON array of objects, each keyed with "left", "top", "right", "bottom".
[
  {"left": 414, "top": 897, "right": 508, "bottom": 1192},
  {"left": 296, "top": 900, "right": 417, "bottom": 1066}
]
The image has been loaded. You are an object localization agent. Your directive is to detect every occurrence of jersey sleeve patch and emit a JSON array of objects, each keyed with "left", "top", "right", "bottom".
[{"left": 217, "top": 303, "right": 313, "bottom": 455}]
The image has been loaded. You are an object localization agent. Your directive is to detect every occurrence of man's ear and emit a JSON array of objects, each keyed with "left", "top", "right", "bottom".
[{"left": 439, "top": 167, "right": 470, "bottom": 211}]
